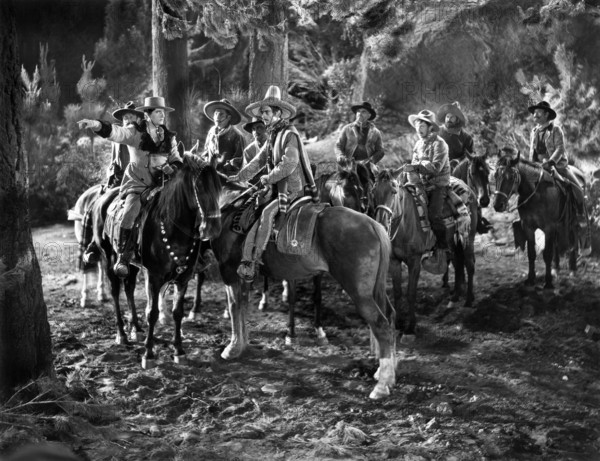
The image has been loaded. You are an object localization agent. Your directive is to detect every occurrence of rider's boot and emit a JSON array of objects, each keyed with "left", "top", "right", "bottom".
[{"left": 114, "top": 228, "right": 133, "bottom": 278}]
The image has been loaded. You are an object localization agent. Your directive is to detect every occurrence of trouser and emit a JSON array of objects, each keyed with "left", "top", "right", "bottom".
[
  {"left": 241, "top": 200, "right": 280, "bottom": 263},
  {"left": 427, "top": 185, "right": 449, "bottom": 248},
  {"left": 121, "top": 193, "right": 142, "bottom": 230}
]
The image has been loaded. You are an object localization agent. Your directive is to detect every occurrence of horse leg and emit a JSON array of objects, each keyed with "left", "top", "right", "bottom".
[
  {"left": 568, "top": 248, "right": 577, "bottom": 275},
  {"left": 142, "top": 275, "right": 162, "bottom": 368},
  {"left": 389, "top": 258, "right": 404, "bottom": 333},
  {"left": 188, "top": 270, "right": 206, "bottom": 321},
  {"left": 464, "top": 242, "right": 475, "bottom": 307},
  {"left": 313, "top": 274, "right": 328, "bottom": 345},
  {"left": 96, "top": 261, "right": 108, "bottom": 302},
  {"left": 258, "top": 276, "right": 269, "bottom": 311},
  {"left": 172, "top": 283, "right": 188, "bottom": 363},
  {"left": 80, "top": 269, "right": 90, "bottom": 308},
  {"left": 106, "top": 256, "right": 128, "bottom": 345},
  {"left": 223, "top": 285, "right": 233, "bottom": 319},
  {"left": 285, "top": 280, "right": 298, "bottom": 346},
  {"left": 525, "top": 231, "right": 537, "bottom": 286},
  {"left": 441, "top": 268, "right": 450, "bottom": 288},
  {"left": 282, "top": 279, "right": 289, "bottom": 303},
  {"left": 124, "top": 266, "right": 143, "bottom": 342},
  {"left": 400, "top": 256, "right": 420, "bottom": 344},
  {"left": 449, "top": 246, "right": 465, "bottom": 306},
  {"left": 222, "top": 281, "right": 249, "bottom": 359},
  {"left": 543, "top": 234, "right": 554, "bottom": 290}
]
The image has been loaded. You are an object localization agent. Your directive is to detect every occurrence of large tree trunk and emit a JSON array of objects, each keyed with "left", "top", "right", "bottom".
[
  {"left": 152, "top": 0, "right": 190, "bottom": 145},
  {"left": 0, "top": 0, "right": 53, "bottom": 398},
  {"left": 249, "top": 0, "right": 288, "bottom": 101}
]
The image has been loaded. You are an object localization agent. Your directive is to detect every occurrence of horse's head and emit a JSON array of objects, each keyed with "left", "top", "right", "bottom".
[
  {"left": 372, "top": 168, "right": 402, "bottom": 235},
  {"left": 158, "top": 147, "right": 223, "bottom": 240},
  {"left": 464, "top": 151, "right": 491, "bottom": 208},
  {"left": 493, "top": 148, "right": 521, "bottom": 213},
  {"left": 328, "top": 169, "right": 364, "bottom": 212}
]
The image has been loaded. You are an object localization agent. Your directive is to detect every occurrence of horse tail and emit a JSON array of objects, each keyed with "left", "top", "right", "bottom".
[{"left": 371, "top": 219, "right": 392, "bottom": 320}]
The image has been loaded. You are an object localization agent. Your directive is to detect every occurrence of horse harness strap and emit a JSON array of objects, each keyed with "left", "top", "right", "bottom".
[{"left": 508, "top": 167, "right": 543, "bottom": 212}]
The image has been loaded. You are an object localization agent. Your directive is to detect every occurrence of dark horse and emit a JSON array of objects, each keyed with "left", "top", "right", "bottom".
[
  {"left": 211, "top": 180, "right": 397, "bottom": 399},
  {"left": 493, "top": 149, "right": 583, "bottom": 288},
  {"left": 372, "top": 168, "right": 479, "bottom": 342},
  {"left": 92, "top": 152, "right": 222, "bottom": 366},
  {"left": 68, "top": 183, "right": 108, "bottom": 308}
]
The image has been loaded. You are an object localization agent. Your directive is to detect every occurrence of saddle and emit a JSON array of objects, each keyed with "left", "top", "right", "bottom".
[{"left": 275, "top": 198, "right": 329, "bottom": 256}]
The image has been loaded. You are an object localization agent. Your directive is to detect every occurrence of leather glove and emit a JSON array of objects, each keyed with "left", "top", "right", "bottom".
[
  {"left": 161, "top": 164, "right": 175, "bottom": 175},
  {"left": 259, "top": 175, "right": 269, "bottom": 186},
  {"left": 78, "top": 119, "right": 101, "bottom": 131}
]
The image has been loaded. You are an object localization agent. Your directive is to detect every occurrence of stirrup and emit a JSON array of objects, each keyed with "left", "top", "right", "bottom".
[
  {"left": 83, "top": 244, "right": 100, "bottom": 265},
  {"left": 237, "top": 261, "right": 256, "bottom": 282},
  {"left": 114, "top": 254, "right": 130, "bottom": 278}
]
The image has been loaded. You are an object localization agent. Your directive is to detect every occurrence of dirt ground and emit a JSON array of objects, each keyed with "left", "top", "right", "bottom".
[{"left": 1, "top": 211, "right": 600, "bottom": 460}]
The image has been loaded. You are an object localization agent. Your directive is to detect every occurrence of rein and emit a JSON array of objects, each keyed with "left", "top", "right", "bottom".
[{"left": 495, "top": 164, "right": 544, "bottom": 212}]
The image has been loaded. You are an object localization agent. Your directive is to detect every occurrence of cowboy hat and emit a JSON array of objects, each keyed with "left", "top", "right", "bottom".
[
  {"left": 408, "top": 110, "right": 439, "bottom": 131},
  {"left": 112, "top": 101, "right": 144, "bottom": 122},
  {"left": 243, "top": 116, "right": 265, "bottom": 134},
  {"left": 204, "top": 98, "right": 243, "bottom": 125},
  {"left": 528, "top": 100, "right": 557, "bottom": 120},
  {"left": 351, "top": 101, "right": 377, "bottom": 120},
  {"left": 437, "top": 101, "right": 467, "bottom": 126},
  {"left": 136, "top": 96, "right": 174, "bottom": 112},
  {"left": 245, "top": 85, "right": 297, "bottom": 120}
]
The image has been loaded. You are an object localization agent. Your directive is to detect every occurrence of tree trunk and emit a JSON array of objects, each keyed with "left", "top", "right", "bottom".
[
  {"left": 249, "top": 0, "right": 288, "bottom": 101},
  {"left": 0, "top": 0, "right": 53, "bottom": 398},
  {"left": 152, "top": 0, "right": 190, "bottom": 145}
]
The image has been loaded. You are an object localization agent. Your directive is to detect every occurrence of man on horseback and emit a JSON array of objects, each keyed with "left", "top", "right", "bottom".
[
  {"left": 202, "top": 98, "right": 246, "bottom": 175},
  {"left": 527, "top": 101, "right": 588, "bottom": 231},
  {"left": 335, "top": 101, "right": 385, "bottom": 204},
  {"left": 106, "top": 101, "right": 143, "bottom": 188},
  {"left": 408, "top": 109, "right": 450, "bottom": 250},
  {"left": 228, "top": 85, "right": 319, "bottom": 282},
  {"left": 242, "top": 117, "right": 267, "bottom": 167},
  {"left": 437, "top": 102, "right": 474, "bottom": 169},
  {"left": 78, "top": 96, "right": 183, "bottom": 277}
]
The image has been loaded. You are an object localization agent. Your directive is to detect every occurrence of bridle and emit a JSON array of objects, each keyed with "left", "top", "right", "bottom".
[
  {"left": 494, "top": 162, "right": 543, "bottom": 212},
  {"left": 373, "top": 179, "right": 401, "bottom": 241}
]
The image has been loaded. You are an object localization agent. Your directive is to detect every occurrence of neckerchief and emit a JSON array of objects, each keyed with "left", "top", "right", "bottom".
[{"left": 266, "top": 119, "right": 289, "bottom": 169}]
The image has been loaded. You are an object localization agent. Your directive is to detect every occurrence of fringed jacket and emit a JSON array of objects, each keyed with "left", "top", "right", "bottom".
[
  {"left": 233, "top": 124, "right": 318, "bottom": 213},
  {"left": 96, "top": 120, "right": 183, "bottom": 197}
]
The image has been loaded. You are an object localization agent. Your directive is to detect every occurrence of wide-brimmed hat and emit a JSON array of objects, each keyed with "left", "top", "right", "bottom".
[
  {"left": 243, "top": 117, "right": 265, "bottom": 134},
  {"left": 246, "top": 86, "right": 296, "bottom": 120},
  {"left": 437, "top": 101, "right": 467, "bottom": 127},
  {"left": 351, "top": 101, "right": 377, "bottom": 120},
  {"left": 408, "top": 110, "right": 439, "bottom": 131},
  {"left": 136, "top": 96, "right": 174, "bottom": 113},
  {"left": 204, "top": 98, "right": 243, "bottom": 125},
  {"left": 112, "top": 101, "right": 144, "bottom": 122},
  {"left": 528, "top": 101, "right": 556, "bottom": 120}
]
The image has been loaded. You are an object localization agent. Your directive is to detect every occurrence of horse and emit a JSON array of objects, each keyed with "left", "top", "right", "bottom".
[
  {"left": 492, "top": 149, "right": 583, "bottom": 288},
  {"left": 91, "top": 151, "right": 222, "bottom": 366},
  {"left": 67, "top": 183, "right": 108, "bottom": 307},
  {"left": 372, "top": 168, "right": 479, "bottom": 341},
  {"left": 211, "top": 180, "right": 397, "bottom": 399},
  {"left": 444, "top": 152, "right": 492, "bottom": 287}
]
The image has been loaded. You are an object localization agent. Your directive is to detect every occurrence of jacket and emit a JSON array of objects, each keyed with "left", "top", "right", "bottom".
[
  {"left": 411, "top": 133, "right": 450, "bottom": 187},
  {"left": 335, "top": 121, "right": 384, "bottom": 163},
  {"left": 528, "top": 122, "right": 568, "bottom": 170},
  {"left": 202, "top": 125, "right": 246, "bottom": 174},
  {"left": 96, "top": 120, "right": 183, "bottom": 197}
]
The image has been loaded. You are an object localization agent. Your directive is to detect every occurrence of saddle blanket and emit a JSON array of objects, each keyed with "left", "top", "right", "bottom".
[{"left": 276, "top": 202, "right": 329, "bottom": 256}]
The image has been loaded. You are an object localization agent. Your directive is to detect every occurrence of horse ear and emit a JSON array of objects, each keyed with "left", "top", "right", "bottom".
[
  {"left": 177, "top": 141, "right": 185, "bottom": 157},
  {"left": 391, "top": 166, "right": 404, "bottom": 179}
]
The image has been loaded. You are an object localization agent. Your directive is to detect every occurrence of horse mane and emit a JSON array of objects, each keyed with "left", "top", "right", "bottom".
[
  {"left": 497, "top": 153, "right": 542, "bottom": 185},
  {"left": 156, "top": 153, "right": 216, "bottom": 223},
  {"left": 376, "top": 169, "right": 394, "bottom": 182}
]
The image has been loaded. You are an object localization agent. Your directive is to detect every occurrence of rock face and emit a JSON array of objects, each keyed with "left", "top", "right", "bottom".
[{"left": 354, "top": 0, "right": 599, "bottom": 118}]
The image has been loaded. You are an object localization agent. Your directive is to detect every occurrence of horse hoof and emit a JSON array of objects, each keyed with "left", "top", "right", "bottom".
[
  {"left": 129, "top": 330, "right": 144, "bottom": 343},
  {"left": 186, "top": 311, "right": 202, "bottom": 322},
  {"left": 222, "top": 310, "right": 230, "bottom": 319},
  {"left": 316, "top": 336, "right": 329, "bottom": 346},
  {"left": 400, "top": 334, "right": 416, "bottom": 345},
  {"left": 221, "top": 345, "right": 241, "bottom": 360},
  {"left": 447, "top": 300, "right": 459, "bottom": 309},
  {"left": 258, "top": 300, "right": 268, "bottom": 311},
  {"left": 173, "top": 354, "right": 187, "bottom": 365},
  {"left": 285, "top": 335, "right": 297, "bottom": 346},
  {"left": 115, "top": 333, "right": 129, "bottom": 345},
  {"left": 141, "top": 357, "right": 157, "bottom": 369},
  {"left": 369, "top": 383, "right": 391, "bottom": 400}
]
